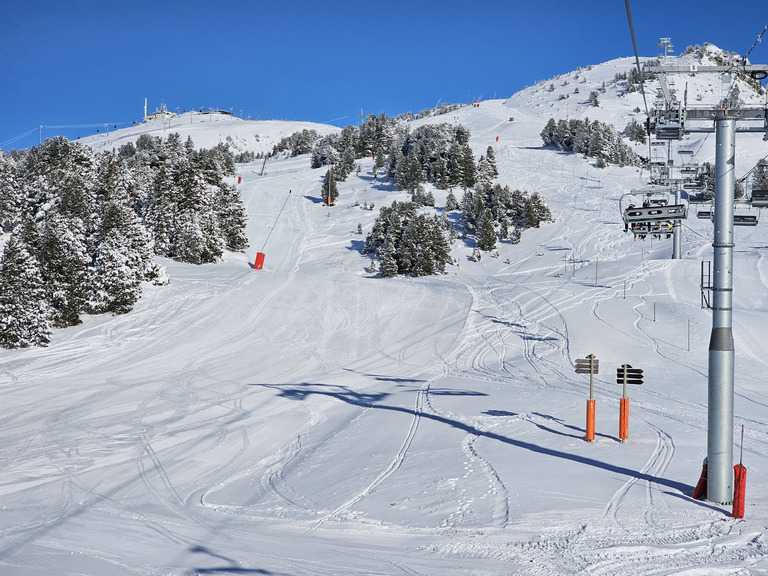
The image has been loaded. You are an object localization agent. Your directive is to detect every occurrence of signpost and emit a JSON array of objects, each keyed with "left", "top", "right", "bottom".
[
  {"left": 576, "top": 354, "right": 599, "bottom": 441},
  {"left": 616, "top": 364, "right": 643, "bottom": 441}
]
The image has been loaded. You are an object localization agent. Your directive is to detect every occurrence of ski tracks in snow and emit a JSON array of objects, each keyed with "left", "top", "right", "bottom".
[{"left": 310, "top": 379, "right": 431, "bottom": 531}]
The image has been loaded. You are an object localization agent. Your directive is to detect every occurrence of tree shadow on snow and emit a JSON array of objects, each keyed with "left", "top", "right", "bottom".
[
  {"left": 341, "top": 368, "right": 427, "bottom": 384},
  {"left": 347, "top": 240, "right": 365, "bottom": 253},
  {"left": 252, "top": 382, "right": 695, "bottom": 496},
  {"left": 187, "top": 545, "right": 285, "bottom": 575}
]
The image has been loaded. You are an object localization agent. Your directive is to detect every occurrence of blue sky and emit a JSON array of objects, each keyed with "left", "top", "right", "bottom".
[{"left": 2, "top": 0, "right": 767, "bottom": 150}]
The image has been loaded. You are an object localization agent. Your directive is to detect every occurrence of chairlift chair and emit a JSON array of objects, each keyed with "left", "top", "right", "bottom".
[
  {"left": 750, "top": 189, "right": 768, "bottom": 209},
  {"left": 623, "top": 204, "right": 687, "bottom": 223},
  {"left": 734, "top": 209, "right": 759, "bottom": 226},
  {"left": 696, "top": 203, "right": 714, "bottom": 219}
]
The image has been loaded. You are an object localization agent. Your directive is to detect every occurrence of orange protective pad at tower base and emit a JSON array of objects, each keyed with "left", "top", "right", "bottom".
[
  {"left": 733, "top": 464, "right": 747, "bottom": 519},
  {"left": 254, "top": 252, "right": 265, "bottom": 270},
  {"left": 692, "top": 461, "right": 708, "bottom": 500},
  {"left": 619, "top": 397, "right": 629, "bottom": 440},
  {"left": 586, "top": 399, "right": 595, "bottom": 442}
]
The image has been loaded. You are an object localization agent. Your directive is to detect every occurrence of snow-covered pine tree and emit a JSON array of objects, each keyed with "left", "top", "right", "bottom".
[
  {"left": 445, "top": 190, "right": 459, "bottom": 211},
  {"left": 0, "top": 153, "right": 21, "bottom": 231},
  {"left": 499, "top": 217, "right": 509, "bottom": 240},
  {"left": 379, "top": 239, "right": 399, "bottom": 277},
  {"left": 321, "top": 168, "right": 339, "bottom": 206},
  {"left": 541, "top": 118, "right": 558, "bottom": 147},
  {"left": 214, "top": 182, "right": 249, "bottom": 252},
  {"left": 373, "top": 147, "right": 385, "bottom": 179},
  {"left": 398, "top": 148, "right": 424, "bottom": 193},
  {"left": 0, "top": 234, "right": 53, "bottom": 348},
  {"left": 477, "top": 208, "right": 497, "bottom": 251},
  {"left": 34, "top": 213, "right": 93, "bottom": 327},
  {"left": 625, "top": 118, "right": 647, "bottom": 144},
  {"left": 398, "top": 213, "right": 451, "bottom": 276},
  {"left": 476, "top": 146, "right": 499, "bottom": 186},
  {"left": 89, "top": 207, "right": 143, "bottom": 314},
  {"left": 525, "top": 191, "right": 553, "bottom": 228},
  {"left": 459, "top": 144, "right": 476, "bottom": 189}
]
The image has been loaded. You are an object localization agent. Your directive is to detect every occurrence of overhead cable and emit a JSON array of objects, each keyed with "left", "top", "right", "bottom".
[{"left": 624, "top": 0, "right": 652, "bottom": 160}]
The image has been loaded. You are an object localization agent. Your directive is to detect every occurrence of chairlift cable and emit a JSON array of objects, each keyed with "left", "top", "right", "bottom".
[
  {"left": 624, "top": 0, "right": 653, "bottom": 162},
  {"left": 260, "top": 189, "right": 292, "bottom": 253},
  {"left": 724, "top": 24, "right": 768, "bottom": 107},
  {"left": 0, "top": 127, "right": 38, "bottom": 149},
  {"left": 745, "top": 25, "right": 768, "bottom": 61}
]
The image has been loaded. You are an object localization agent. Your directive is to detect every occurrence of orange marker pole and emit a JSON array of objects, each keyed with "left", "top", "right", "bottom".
[
  {"left": 619, "top": 397, "right": 629, "bottom": 441},
  {"left": 733, "top": 464, "right": 747, "bottom": 518},
  {"left": 733, "top": 425, "right": 747, "bottom": 518},
  {"left": 692, "top": 459, "right": 708, "bottom": 500},
  {"left": 586, "top": 399, "right": 596, "bottom": 442}
]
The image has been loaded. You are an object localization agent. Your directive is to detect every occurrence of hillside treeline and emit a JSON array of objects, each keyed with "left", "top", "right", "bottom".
[
  {"left": 540, "top": 117, "right": 640, "bottom": 168},
  {"left": 0, "top": 134, "right": 248, "bottom": 348}
]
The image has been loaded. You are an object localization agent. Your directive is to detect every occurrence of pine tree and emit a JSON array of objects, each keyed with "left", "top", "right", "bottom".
[
  {"left": 499, "top": 217, "right": 509, "bottom": 240},
  {"left": 0, "top": 235, "right": 53, "bottom": 348},
  {"left": 476, "top": 146, "right": 499, "bottom": 185},
  {"left": 321, "top": 168, "right": 339, "bottom": 205},
  {"left": 459, "top": 144, "right": 476, "bottom": 189},
  {"left": 0, "top": 153, "right": 21, "bottom": 231},
  {"left": 445, "top": 190, "right": 459, "bottom": 211},
  {"left": 477, "top": 208, "right": 497, "bottom": 251},
  {"left": 541, "top": 118, "right": 558, "bottom": 147},
  {"left": 398, "top": 148, "right": 424, "bottom": 192},
  {"left": 36, "top": 214, "right": 93, "bottom": 327},
  {"left": 214, "top": 182, "right": 249, "bottom": 251},
  {"left": 380, "top": 239, "right": 399, "bottom": 277},
  {"left": 373, "top": 147, "right": 385, "bottom": 179}
]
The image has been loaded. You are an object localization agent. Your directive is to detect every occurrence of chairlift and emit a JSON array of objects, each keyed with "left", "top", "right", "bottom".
[
  {"left": 623, "top": 204, "right": 687, "bottom": 223},
  {"left": 620, "top": 191, "right": 687, "bottom": 240},
  {"left": 734, "top": 209, "right": 759, "bottom": 226},
  {"left": 750, "top": 189, "right": 768, "bottom": 209},
  {"left": 696, "top": 204, "right": 713, "bottom": 219}
]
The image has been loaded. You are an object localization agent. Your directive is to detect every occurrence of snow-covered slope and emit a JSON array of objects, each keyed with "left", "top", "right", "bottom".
[{"left": 2, "top": 50, "right": 768, "bottom": 575}]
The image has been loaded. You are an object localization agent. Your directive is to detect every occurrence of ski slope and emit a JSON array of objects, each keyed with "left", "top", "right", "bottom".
[{"left": 2, "top": 53, "right": 768, "bottom": 575}]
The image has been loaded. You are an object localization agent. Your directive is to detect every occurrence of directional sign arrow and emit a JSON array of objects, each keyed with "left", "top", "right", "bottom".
[
  {"left": 575, "top": 355, "right": 599, "bottom": 374},
  {"left": 617, "top": 369, "right": 643, "bottom": 376}
]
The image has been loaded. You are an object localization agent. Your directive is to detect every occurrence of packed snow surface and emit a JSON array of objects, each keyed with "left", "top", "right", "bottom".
[{"left": 3, "top": 54, "right": 768, "bottom": 575}]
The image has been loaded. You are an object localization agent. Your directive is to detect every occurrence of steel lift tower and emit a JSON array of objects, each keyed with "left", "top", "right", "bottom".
[{"left": 645, "top": 60, "right": 768, "bottom": 504}]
